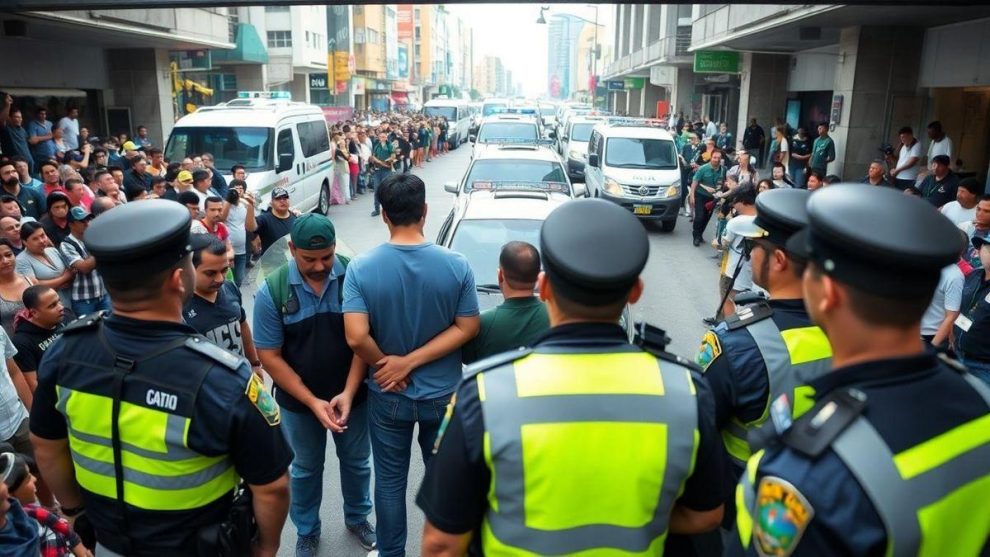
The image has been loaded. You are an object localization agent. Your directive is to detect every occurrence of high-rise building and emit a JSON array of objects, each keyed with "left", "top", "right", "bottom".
[{"left": 546, "top": 13, "right": 589, "bottom": 100}]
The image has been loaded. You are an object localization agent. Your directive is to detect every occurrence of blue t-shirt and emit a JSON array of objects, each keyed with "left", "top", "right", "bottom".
[
  {"left": 27, "top": 120, "right": 55, "bottom": 160},
  {"left": 343, "top": 242, "right": 479, "bottom": 400}
]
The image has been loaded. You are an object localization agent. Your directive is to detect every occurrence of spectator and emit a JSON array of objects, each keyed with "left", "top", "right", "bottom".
[
  {"left": 942, "top": 177, "right": 981, "bottom": 226},
  {"left": 190, "top": 169, "right": 215, "bottom": 209},
  {"left": 809, "top": 122, "right": 835, "bottom": 176},
  {"left": 342, "top": 173, "right": 479, "bottom": 557},
  {"left": 0, "top": 160, "right": 45, "bottom": 220},
  {"left": 926, "top": 120, "right": 953, "bottom": 169},
  {"left": 953, "top": 232, "right": 990, "bottom": 384},
  {"left": 369, "top": 131, "right": 396, "bottom": 217},
  {"left": 172, "top": 169, "right": 194, "bottom": 195},
  {"left": 771, "top": 162, "right": 793, "bottom": 188},
  {"left": 181, "top": 157, "right": 195, "bottom": 172},
  {"left": 679, "top": 133, "right": 702, "bottom": 217},
  {"left": 742, "top": 118, "right": 765, "bottom": 167},
  {"left": 107, "top": 165, "right": 124, "bottom": 189},
  {"left": 0, "top": 218, "right": 23, "bottom": 255},
  {"left": 921, "top": 260, "right": 964, "bottom": 352},
  {"left": 123, "top": 156, "right": 153, "bottom": 193},
  {"left": 230, "top": 164, "right": 247, "bottom": 183},
  {"left": 39, "top": 192, "right": 71, "bottom": 247},
  {"left": 89, "top": 196, "right": 115, "bottom": 218},
  {"left": 0, "top": 238, "right": 34, "bottom": 338},
  {"left": 15, "top": 222, "right": 73, "bottom": 309},
  {"left": 12, "top": 286, "right": 65, "bottom": 391},
  {"left": 56, "top": 107, "right": 80, "bottom": 151},
  {"left": 191, "top": 196, "right": 234, "bottom": 262},
  {"left": 177, "top": 190, "right": 201, "bottom": 223},
  {"left": 118, "top": 141, "right": 143, "bottom": 171},
  {"left": 704, "top": 115, "right": 718, "bottom": 140},
  {"left": 51, "top": 127, "right": 70, "bottom": 158},
  {"left": 0, "top": 466, "right": 40, "bottom": 556},
  {"left": 461, "top": 242, "right": 549, "bottom": 364},
  {"left": 146, "top": 148, "right": 166, "bottom": 177},
  {"left": 788, "top": 127, "right": 811, "bottom": 189},
  {"left": 757, "top": 178, "right": 775, "bottom": 194},
  {"left": 916, "top": 154, "right": 958, "bottom": 208},
  {"left": 727, "top": 150, "right": 759, "bottom": 190},
  {"left": 200, "top": 153, "right": 229, "bottom": 198},
  {"left": 59, "top": 206, "right": 109, "bottom": 316},
  {"left": 254, "top": 215, "right": 376, "bottom": 556},
  {"left": 184, "top": 235, "right": 261, "bottom": 366},
  {"left": 63, "top": 178, "right": 93, "bottom": 211},
  {"left": 861, "top": 160, "right": 892, "bottom": 187},
  {"left": 888, "top": 126, "right": 922, "bottom": 191},
  {"left": 807, "top": 169, "right": 825, "bottom": 191},
  {"left": 960, "top": 195, "right": 990, "bottom": 269},
  {"left": 134, "top": 125, "right": 152, "bottom": 148},
  {"left": 255, "top": 187, "right": 297, "bottom": 254},
  {"left": 824, "top": 174, "right": 842, "bottom": 186},
  {"left": 38, "top": 160, "right": 65, "bottom": 198},
  {"left": 27, "top": 107, "right": 56, "bottom": 164},
  {"left": 772, "top": 125, "right": 790, "bottom": 170},
  {"left": 357, "top": 129, "right": 373, "bottom": 192},
  {"left": 690, "top": 149, "right": 727, "bottom": 247},
  {"left": 715, "top": 123, "right": 734, "bottom": 154},
  {"left": 222, "top": 179, "right": 257, "bottom": 287},
  {"left": 90, "top": 147, "right": 108, "bottom": 172},
  {"left": 10, "top": 157, "right": 41, "bottom": 192},
  {"left": 149, "top": 175, "right": 167, "bottom": 199},
  {"left": 715, "top": 185, "right": 760, "bottom": 320},
  {"left": 0, "top": 95, "right": 35, "bottom": 173}
]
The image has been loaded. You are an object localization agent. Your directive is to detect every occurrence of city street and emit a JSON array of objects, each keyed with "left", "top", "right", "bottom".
[{"left": 262, "top": 143, "right": 721, "bottom": 556}]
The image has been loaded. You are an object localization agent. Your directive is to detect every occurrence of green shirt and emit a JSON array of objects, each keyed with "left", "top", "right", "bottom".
[
  {"left": 810, "top": 136, "right": 835, "bottom": 170},
  {"left": 692, "top": 163, "right": 726, "bottom": 199},
  {"left": 461, "top": 297, "right": 550, "bottom": 365}
]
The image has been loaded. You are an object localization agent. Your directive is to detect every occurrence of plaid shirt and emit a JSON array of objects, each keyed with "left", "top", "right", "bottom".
[
  {"left": 24, "top": 503, "right": 82, "bottom": 557},
  {"left": 59, "top": 235, "right": 106, "bottom": 302}
]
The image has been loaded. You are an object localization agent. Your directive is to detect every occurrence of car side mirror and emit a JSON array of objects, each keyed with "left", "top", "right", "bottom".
[
  {"left": 573, "top": 183, "right": 587, "bottom": 198},
  {"left": 277, "top": 153, "right": 294, "bottom": 173},
  {"left": 444, "top": 181, "right": 459, "bottom": 194},
  {"left": 588, "top": 154, "right": 600, "bottom": 168},
  {"left": 469, "top": 135, "right": 476, "bottom": 143}
]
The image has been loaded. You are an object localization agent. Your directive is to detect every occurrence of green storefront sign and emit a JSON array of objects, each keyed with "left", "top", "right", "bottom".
[
  {"left": 623, "top": 77, "right": 645, "bottom": 90},
  {"left": 693, "top": 50, "right": 740, "bottom": 74}
]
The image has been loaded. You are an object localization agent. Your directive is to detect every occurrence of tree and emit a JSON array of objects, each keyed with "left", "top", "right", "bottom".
[{"left": 469, "top": 89, "right": 482, "bottom": 101}]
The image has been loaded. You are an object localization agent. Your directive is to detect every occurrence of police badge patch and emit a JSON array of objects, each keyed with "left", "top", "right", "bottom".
[
  {"left": 753, "top": 476, "right": 814, "bottom": 557},
  {"left": 245, "top": 373, "right": 281, "bottom": 426},
  {"left": 696, "top": 331, "right": 722, "bottom": 370}
]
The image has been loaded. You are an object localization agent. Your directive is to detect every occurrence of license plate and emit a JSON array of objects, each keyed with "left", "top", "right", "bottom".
[{"left": 633, "top": 204, "right": 653, "bottom": 215}]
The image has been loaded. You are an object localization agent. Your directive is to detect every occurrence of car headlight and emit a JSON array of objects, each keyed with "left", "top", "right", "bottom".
[
  {"left": 568, "top": 150, "right": 586, "bottom": 161},
  {"left": 664, "top": 181, "right": 680, "bottom": 198},
  {"left": 604, "top": 177, "right": 624, "bottom": 196}
]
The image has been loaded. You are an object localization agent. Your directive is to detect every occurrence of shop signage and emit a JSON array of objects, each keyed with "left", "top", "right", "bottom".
[
  {"left": 650, "top": 66, "right": 675, "bottom": 87},
  {"left": 308, "top": 73, "right": 328, "bottom": 90},
  {"left": 693, "top": 50, "right": 740, "bottom": 74},
  {"left": 333, "top": 51, "right": 350, "bottom": 81},
  {"left": 623, "top": 77, "right": 645, "bottom": 90},
  {"left": 606, "top": 80, "right": 625, "bottom": 91},
  {"left": 352, "top": 76, "right": 366, "bottom": 95},
  {"left": 321, "top": 106, "right": 355, "bottom": 122}
]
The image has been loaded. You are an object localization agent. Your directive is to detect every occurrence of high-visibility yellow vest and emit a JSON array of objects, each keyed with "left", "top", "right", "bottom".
[{"left": 477, "top": 350, "right": 700, "bottom": 556}]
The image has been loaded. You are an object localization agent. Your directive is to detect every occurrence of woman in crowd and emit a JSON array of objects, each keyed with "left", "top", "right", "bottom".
[
  {"left": 771, "top": 162, "right": 794, "bottom": 188},
  {"left": 772, "top": 125, "right": 790, "bottom": 170},
  {"left": 347, "top": 129, "right": 361, "bottom": 198},
  {"left": 14, "top": 222, "right": 73, "bottom": 309},
  {"left": 0, "top": 239, "right": 35, "bottom": 337},
  {"left": 728, "top": 150, "right": 759, "bottom": 190},
  {"left": 332, "top": 134, "right": 351, "bottom": 205},
  {"left": 757, "top": 178, "right": 775, "bottom": 194}
]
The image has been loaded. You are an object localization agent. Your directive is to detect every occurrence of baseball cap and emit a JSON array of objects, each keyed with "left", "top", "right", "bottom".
[
  {"left": 121, "top": 141, "right": 141, "bottom": 152},
  {"left": 176, "top": 170, "right": 193, "bottom": 184},
  {"left": 972, "top": 232, "right": 990, "bottom": 250},
  {"left": 68, "top": 206, "right": 93, "bottom": 223},
  {"left": 272, "top": 187, "right": 290, "bottom": 200},
  {"left": 290, "top": 213, "right": 336, "bottom": 250}
]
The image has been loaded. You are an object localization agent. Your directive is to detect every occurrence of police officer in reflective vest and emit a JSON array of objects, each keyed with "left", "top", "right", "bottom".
[
  {"left": 416, "top": 199, "right": 725, "bottom": 556},
  {"left": 696, "top": 188, "right": 832, "bottom": 479},
  {"left": 28, "top": 200, "right": 292, "bottom": 557},
  {"left": 730, "top": 185, "right": 990, "bottom": 556}
]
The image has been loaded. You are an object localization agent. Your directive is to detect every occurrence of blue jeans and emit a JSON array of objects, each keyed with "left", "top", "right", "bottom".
[
  {"left": 71, "top": 293, "right": 111, "bottom": 317},
  {"left": 280, "top": 402, "right": 373, "bottom": 537},
  {"left": 369, "top": 390, "right": 450, "bottom": 557},
  {"left": 232, "top": 253, "right": 247, "bottom": 287},
  {"left": 372, "top": 169, "right": 393, "bottom": 212},
  {"left": 788, "top": 161, "right": 806, "bottom": 189},
  {"left": 961, "top": 356, "right": 990, "bottom": 387}
]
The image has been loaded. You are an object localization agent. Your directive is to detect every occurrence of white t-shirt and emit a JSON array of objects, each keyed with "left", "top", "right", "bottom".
[
  {"left": 226, "top": 202, "right": 248, "bottom": 255},
  {"left": 941, "top": 201, "right": 977, "bottom": 226},
  {"left": 921, "top": 264, "right": 964, "bottom": 336},
  {"left": 0, "top": 327, "right": 26, "bottom": 440},
  {"left": 927, "top": 136, "right": 953, "bottom": 164},
  {"left": 57, "top": 116, "right": 79, "bottom": 150},
  {"left": 897, "top": 141, "right": 923, "bottom": 181}
]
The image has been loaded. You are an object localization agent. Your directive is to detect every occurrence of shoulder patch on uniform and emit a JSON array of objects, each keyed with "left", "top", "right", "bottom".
[
  {"left": 753, "top": 475, "right": 814, "bottom": 557},
  {"left": 245, "top": 372, "right": 281, "bottom": 426},
  {"left": 696, "top": 330, "right": 723, "bottom": 371},
  {"left": 726, "top": 301, "right": 774, "bottom": 331},
  {"left": 61, "top": 311, "right": 107, "bottom": 334},
  {"left": 432, "top": 392, "right": 457, "bottom": 454},
  {"left": 463, "top": 348, "right": 532, "bottom": 378},
  {"left": 184, "top": 336, "right": 244, "bottom": 371}
]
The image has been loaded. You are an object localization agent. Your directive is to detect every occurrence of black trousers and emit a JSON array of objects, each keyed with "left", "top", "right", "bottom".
[{"left": 693, "top": 195, "right": 715, "bottom": 241}]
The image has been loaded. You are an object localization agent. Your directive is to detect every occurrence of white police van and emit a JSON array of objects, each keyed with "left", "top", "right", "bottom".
[
  {"left": 423, "top": 97, "right": 471, "bottom": 148},
  {"left": 164, "top": 91, "right": 333, "bottom": 214}
]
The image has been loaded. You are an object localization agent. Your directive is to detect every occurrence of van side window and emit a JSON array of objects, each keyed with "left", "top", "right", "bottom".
[
  {"left": 595, "top": 134, "right": 604, "bottom": 158},
  {"left": 297, "top": 121, "right": 330, "bottom": 158},
  {"left": 277, "top": 129, "right": 294, "bottom": 165},
  {"left": 588, "top": 132, "right": 599, "bottom": 155}
]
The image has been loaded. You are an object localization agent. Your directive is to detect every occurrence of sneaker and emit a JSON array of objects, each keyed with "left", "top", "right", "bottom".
[
  {"left": 693, "top": 237, "right": 702, "bottom": 247},
  {"left": 295, "top": 533, "right": 320, "bottom": 557},
  {"left": 367, "top": 552, "right": 380, "bottom": 557},
  {"left": 347, "top": 521, "right": 377, "bottom": 551},
  {"left": 370, "top": 210, "right": 380, "bottom": 217}
]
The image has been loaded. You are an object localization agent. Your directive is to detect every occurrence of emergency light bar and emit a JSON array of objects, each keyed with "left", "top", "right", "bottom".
[
  {"left": 607, "top": 117, "right": 668, "bottom": 129},
  {"left": 237, "top": 91, "right": 292, "bottom": 100}
]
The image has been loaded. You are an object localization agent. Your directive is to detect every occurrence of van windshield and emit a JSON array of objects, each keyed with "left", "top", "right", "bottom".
[
  {"left": 571, "top": 123, "right": 596, "bottom": 143},
  {"left": 165, "top": 127, "right": 273, "bottom": 172},
  {"left": 482, "top": 103, "right": 507, "bottom": 116},
  {"left": 424, "top": 106, "right": 458, "bottom": 120},
  {"left": 605, "top": 137, "right": 678, "bottom": 170}
]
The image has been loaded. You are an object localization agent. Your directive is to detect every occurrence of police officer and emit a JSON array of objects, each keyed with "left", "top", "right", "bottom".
[
  {"left": 416, "top": 199, "right": 725, "bottom": 556},
  {"left": 697, "top": 189, "right": 832, "bottom": 479},
  {"left": 730, "top": 185, "right": 990, "bottom": 556},
  {"left": 29, "top": 200, "right": 292, "bottom": 557}
]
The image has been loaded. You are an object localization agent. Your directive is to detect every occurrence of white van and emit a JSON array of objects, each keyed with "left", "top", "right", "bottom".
[
  {"left": 584, "top": 120, "right": 682, "bottom": 232},
  {"left": 423, "top": 98, "right": 471, "bottom": 148},
  {"left": 164, "top": 92, "right": 333, "bottom": 214}
]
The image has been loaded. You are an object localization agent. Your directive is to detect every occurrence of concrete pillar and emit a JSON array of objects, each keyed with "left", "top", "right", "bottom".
[
  {"left": 642, "top": 4, "right": 653, "bottom": 50},
  {"left": 672, "top": 67, "right": 694, "bottom": 117},
  {"left": 630, "top": 5, "right": 643, "bottom": 56},
  {"left": 233, "top": 65, "right": 267, "bottom": 91},
  {"left": 627, "top": 87, "right": 643, "bottom": 116},
  {"left": 107, "top": 48, "right": 176, "bottom": 145},
  {"left": 735, "top": 52, "right": 790, "bottom": 164},
  {"left": 647, "top": 4, "right": 662, "bottom": 45},
  {"left": 617, "top": 5, "right": 627, "bottom": 57},
  {"left": 641, "top": 83, "right": 662, "bottom": 118}
]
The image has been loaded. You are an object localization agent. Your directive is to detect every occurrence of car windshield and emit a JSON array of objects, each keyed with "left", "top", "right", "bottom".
[
  {"left": 465, "top": 160, "right": 568, "bottom": 192},
  {"left": 478, "top": 122, "right": 538, "bottom": 142},
  {"left": 482, "top": 103, "right": 508, "bottom": 116},
  {"left": 605, "top": 137, "right": 678, "bottom": 169},
  {"left": 424, "top": 106, "right": 457, "bottom": 120},
  {"left": 571, "top": 123, "right": 596, "bottom": 142},
  {"left": 449, "top": 219, "right": 542, "bottom": 286},
  {"left": 165, "top": 127, "right": 273, "bottom": 172}
]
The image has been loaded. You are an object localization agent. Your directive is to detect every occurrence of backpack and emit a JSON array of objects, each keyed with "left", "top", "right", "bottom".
[{"left": 265, "top": 254, "right": 350, "bottom": 316}]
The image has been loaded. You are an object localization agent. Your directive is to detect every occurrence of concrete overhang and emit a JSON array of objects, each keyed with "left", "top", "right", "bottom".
[{"left": 7, "top": 11, "right": 234, "bottom": 50}]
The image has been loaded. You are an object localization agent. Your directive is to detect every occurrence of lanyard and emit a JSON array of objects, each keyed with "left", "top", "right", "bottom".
[{"left": 968, "top": 279, "right": 990, "bottom": 313}]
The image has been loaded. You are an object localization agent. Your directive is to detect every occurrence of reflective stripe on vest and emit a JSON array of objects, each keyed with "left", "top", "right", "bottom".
[
  {"left": 56, "top": 385, "right": 239, "bottom": 511},
  {"left": 734, "top": 449, "right": 764, "bottom": 549},
  {"left": 478, "top": 351, "right": 699, "bottom": 556},
  {"left": 722, "top": 321, "right": 832, "bottom": 465}
]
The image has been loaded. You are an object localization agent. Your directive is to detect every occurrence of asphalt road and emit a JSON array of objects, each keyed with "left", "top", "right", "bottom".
[{"left": 250, "top": 143, "right": 720, "bottom": 556}]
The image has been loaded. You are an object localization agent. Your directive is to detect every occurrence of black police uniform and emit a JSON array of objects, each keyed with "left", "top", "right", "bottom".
[
  {"left": 29, "top": 200, "right": 292, "bottom": 556},
  {"left": 729, "top": 185, "right": 990, "bottom": 556},
  {"left": 417, "top": 199, "right": 725, "bottom": 556}
]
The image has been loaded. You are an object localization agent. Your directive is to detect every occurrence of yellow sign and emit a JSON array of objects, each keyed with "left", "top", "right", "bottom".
[{"left": 333, "top": 51, "right": 350, "bottom": 81}]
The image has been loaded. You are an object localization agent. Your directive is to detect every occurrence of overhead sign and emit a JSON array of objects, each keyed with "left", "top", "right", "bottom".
[
  {"left": 606, "top": 80, "right": 625, "bottom": 91},
  {"left": 309, "top": 73, "right": 328, "bottom": 90},
  {"left": 397, "top": 5, "right": 414, "bottom": 41},
  {"left": 623, "top": 77, "right": 645, "bottom": 90},
  {"left": 398, "top": 44, "right": 409, "bottom": 79},
  {"left": 333, "top": 51, "right": 350, "bottom": 81},
  {"left": 352, "top": 77, "right": 366, "bottom": 95},
  {"left": 650, "top": 66, "right": 675, "bottom": 87},
  {"left": 694, "top": 50, "right": 740, "bottom": 74}
]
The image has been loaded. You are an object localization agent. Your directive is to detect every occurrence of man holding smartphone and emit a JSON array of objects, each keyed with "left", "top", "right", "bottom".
[{"left": 222, "top": 178, "right": 257, "bottom": 287}]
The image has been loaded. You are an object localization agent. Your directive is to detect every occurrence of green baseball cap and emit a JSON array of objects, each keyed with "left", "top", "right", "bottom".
[{"left": 290, "top": 213, "right": 336, "bottom": 250}]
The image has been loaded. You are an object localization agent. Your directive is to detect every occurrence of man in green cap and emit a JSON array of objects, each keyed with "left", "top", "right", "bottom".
[{"left": 253, "top": 213, "right": 377, "bottom": 556}]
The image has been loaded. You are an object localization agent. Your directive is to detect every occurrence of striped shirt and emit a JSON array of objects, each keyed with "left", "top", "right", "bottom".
[{"left": 60, "top": 235, "right": 106, "bottom": 301}]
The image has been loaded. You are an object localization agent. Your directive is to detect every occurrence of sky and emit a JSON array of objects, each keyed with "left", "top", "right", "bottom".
[{"left": 447, "top": 3, "right": 615, "bottom": 98}]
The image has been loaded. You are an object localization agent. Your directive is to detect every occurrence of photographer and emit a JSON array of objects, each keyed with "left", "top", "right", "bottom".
[
  {"left": 221, "top": 179, "right": 257, "bottom": 287},
  {"left": 887, "top": 126, "right": 922, "bottom": 191}
]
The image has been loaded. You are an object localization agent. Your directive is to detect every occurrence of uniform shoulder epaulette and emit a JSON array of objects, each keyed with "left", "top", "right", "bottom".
[
  {"left": 649, "top": 348, "right": 703, "bottom": 373},
  {"left": 61, "top": 311, "right": 108, "bottom": 334},
  {"left": 725, "top": 300, "right": 774, "bottom": 331},
  {"left": 464, "top": 347, "right": 533, "bottom": 379},
  {"left": 184, "top": 335, "right": 245, "bottom": 371},
  {"left": 781, "top": 387, "right": 868, "bottom": 458}
]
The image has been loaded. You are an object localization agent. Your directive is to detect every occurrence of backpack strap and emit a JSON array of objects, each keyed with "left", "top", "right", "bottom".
[
  {"left": 264, "top": 264, "right": 292, "bottom": 317},
  {"left": 335, "top": 253, "right": 350, "bottom": 306}
]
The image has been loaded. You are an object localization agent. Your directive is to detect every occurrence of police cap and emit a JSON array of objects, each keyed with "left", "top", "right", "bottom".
[
  {"left": 732, "top": 189, "right": 812, "bottom": 248},
  {"left": 800, "top": 184, "right": 960, "bottom": 298},
  {"left": 85, "top": 200, "right": 192, "bottom": 282},
  {"left": 541, "top": 199, "right": 648, "bottom": 305}
]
